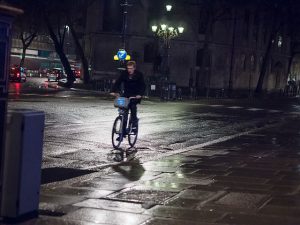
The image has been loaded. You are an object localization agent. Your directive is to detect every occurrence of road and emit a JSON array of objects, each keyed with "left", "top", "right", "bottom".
[{"left": 7, "top": 77, "right": 300, "bottom": 182}]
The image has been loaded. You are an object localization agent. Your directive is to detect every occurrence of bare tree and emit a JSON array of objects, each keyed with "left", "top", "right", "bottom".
[
  {"left": 66, "top": 0, "right": 96, "bottom": 84},
  {"left": 39, "top": 0, "right": 76, "bottom": 86},
  {"left": 13, "top": 0, "right": 40, "bottom": 67},
  {"left": 255, "top": 0, "right": 286, "bottom": 95},
  {"left": 286, "top": 0, "right": 300, "bottom": 77}
]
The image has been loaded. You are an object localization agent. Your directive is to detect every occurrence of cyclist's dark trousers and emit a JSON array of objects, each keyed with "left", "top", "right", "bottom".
[
  {"left": 129, "top": 98, "right": 140, "bottom": 122},
  {"left": 123, "top": 99, "right": 140, "bottom": 134}
]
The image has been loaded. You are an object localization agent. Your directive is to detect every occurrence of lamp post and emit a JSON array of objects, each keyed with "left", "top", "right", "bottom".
[{"left": 151, "top": 4, "right": 184, "bottom": 82}]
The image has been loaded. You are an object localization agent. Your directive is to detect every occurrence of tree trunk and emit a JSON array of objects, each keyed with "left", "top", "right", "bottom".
[
  {"left": 69, "top": 24, "right": 90, "bottom": 84},
  {"left": 20, "top": 47, "right": 26, "bottom": 68},
  {"left": 255, "top": 27, "right": 277, "bottom": 95},
  {"left": 255, "top": 6, "right": 281, "bottom": 96},
  {"left": 44, "top": 15, "right": 75, "bottom": 86},
  {"left": 19, "top": 32, "right": 36, "bottom": 68}
]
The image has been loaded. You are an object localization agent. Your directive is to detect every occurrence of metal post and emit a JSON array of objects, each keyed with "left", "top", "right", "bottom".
[{"left": 121, "top": 0, "right": 131, "bottom": 50}]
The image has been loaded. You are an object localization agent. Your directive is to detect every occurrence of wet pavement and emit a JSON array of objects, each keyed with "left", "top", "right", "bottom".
[
  {"left": 3, "top": 115, "right": 300, "bottom": 225},
  {"left": 5, "top": 78, "right": 300, "bottom": 224}
]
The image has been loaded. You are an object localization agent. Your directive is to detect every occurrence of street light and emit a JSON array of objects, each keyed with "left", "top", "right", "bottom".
[
  {"left": 151, "top": 4, "right": 184, "bottom": 99},
  {"left": 166, "top": 4, "right": 172, "bottom": 11}
]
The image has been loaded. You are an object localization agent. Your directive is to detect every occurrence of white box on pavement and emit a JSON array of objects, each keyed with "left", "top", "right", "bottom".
[{"left": 1, "top": 109, "right": 45, "bottom": 219}]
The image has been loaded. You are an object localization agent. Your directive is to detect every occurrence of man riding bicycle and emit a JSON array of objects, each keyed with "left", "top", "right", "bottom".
[{"left": 110, "top": 61, "right": 146, "bottom": 131}]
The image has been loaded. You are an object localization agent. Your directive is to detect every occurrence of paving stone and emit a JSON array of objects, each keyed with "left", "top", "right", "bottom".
[
  {"left": 192, "top": 169, "right": 229, "bottom": 176},
  {"left": 138, "top": 180, "right": 192, "bottom": 192},
  {"left": 213, "top": 175, "right": 268, "bottom": 184},
  {"left": 259, "top": 204, "right": 300, "bottom": 218},
  {"left": 74, "top": 199, "right": 145, "bottom": 213},
  {"left": 270, "top": 184, "right": 299, "bottom": 195},
  {"left": 71, "top": 181, "right": 132, "bottom": 191},
  {"left": 164, "top": 197, "right": 201, "bottom": 209},
  {"left": 212, "top": 180, "right": 272, "bottom": 193},
  {"left": 219, "top": 213, "right": 300, "bottom": 225},
  {"left": 39, "top": 203, "right": 81, "bottom": 215},
  {"left": 152, "top": 176, "right": 214, "bottom": 186},
  {"left": 176, "top": 190, "right": 224, "bottom": 201},
  {"left": 142, "top": 217, "right": 229, "bottom": 225},
  {"left": 144, "top": 205, "right": 226, "bottom": 223},
  {"left": 266, "top": 197, "right": 300, "bottom": 207},
  {"left": 106, "top": 187, "right": 178, "bottom": 204},
  {"left": 63, "top": 208, "right": 150, "bottom": 225},
  {"left": 42, "top": 187, "right": 113, "bottom": 199},
  {"left": 181, "top": 149, "right": 229, "bottom": 157},
  {"left": 140, "top": 165, "right": 179, "bottom": 173},
  {"left": 17, "top": 217, "right": 106, "bottom": 225},
  {"left": 40, "top": 195, "right": 84, "bottom": 205},
  {"left": 188, "top": 184, "right": 227, "bottom": 192},
  {"left": 214, "top": 192, "right": 267, "bottom": 209},
  {"left": 227, "top": 168, "right": 278, "bottom": 179}
]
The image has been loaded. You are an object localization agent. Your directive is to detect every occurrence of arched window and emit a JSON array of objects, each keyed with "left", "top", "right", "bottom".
[
  {"left": 103, "top": 0, "right": 122, "bottom": 32},
  {"left": 278, "top": 35, "right": 283, "bottom": 48},
  {"left": 250, "top": 55, "right": 256, "bottom": 72},
  {"left": 241, "top": 54, "right": 247, "bottom": 71}
]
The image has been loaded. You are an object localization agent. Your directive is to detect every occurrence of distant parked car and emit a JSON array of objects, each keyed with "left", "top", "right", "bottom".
[
  {"left": 47, "top": 68, "right": 64, "bottom": 82},
  {"left": 9, "top": 66, "right": 27, "bottom": 82},
  {"left": 72, "top": 68, "right": 81, "bottom": 78}
]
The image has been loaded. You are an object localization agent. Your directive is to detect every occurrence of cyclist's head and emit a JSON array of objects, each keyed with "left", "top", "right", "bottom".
[{"left": 127, "top": 61, "right": 136, "bottom": 75}]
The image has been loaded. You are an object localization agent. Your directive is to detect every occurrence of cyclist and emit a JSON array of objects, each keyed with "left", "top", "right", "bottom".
[{"left": 110, "top": 61, "right": 146, "bottom": 133}]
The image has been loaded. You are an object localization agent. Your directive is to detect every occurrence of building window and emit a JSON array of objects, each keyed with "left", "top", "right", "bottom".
[
  {"left": 241, "top": 54, "right": 247, "bottom": 71},
  {"left": 253, "top": 11, "right": 259, "bottom": 43},
  {"left": 250, "top": 55, "right": 256, "bottom": 72},
  {"left": 103, "top": 0, "right": 122, "bottom": 32},
  {"left": 144, "top": 43, "right": 155, "bottom": 63},
  {"left": 278, "top": 35, "right": 283, "bottom": 48},
  {"left": 199, "top": 9, "right": 209, "bottom": 34},
  {"left": 196, "top": 49, "right": 203, "bottom": 67},
  {"left": 243, "top": 10, "right": 250, "bottom": 40},
  {"left": 259, "top": 56, "right": 264, "bottom": 70}
]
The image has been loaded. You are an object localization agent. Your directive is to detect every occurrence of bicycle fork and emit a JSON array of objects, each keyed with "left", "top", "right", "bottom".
[{"left": 119, "top": 110, "right": 129, "bottom": 141}]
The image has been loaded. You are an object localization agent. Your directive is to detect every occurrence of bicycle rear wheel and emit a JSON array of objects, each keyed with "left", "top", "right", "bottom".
[
  {"left": 128, "top": 121, "right": 138, "bottom": 147},
  {"left": 112, "top": 116, "right": 123, "bottom": 149}
]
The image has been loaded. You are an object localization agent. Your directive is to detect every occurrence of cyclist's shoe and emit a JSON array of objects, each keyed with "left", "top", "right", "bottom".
[
  {"left": 131, "top": 126, "right": 138, "bottom": 134},
  {"left": 116, "top": 135, "right": 125, "bottom": 142}
]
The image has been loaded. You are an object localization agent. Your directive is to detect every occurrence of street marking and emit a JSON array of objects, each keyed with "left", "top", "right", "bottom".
[
  {"left": 141, "top": 121, "right": 282, "bottom": 163},
  {"left": 210, "top": 105, "right": 224, "bottom": 107},
  {"left": 247, "top": 107, "right": 265, "bottom": 111},
  {"left": 268, "top": 110, "right": 282, "bottom": 113},
  {"left": 227, "top": 106, "right": 244, "bottom": 109}
]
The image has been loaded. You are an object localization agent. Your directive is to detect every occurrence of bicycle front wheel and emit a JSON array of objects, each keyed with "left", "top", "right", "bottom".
[
  {"left": 112, "top": 116, "right": 123, "bottom": 149},
  {"left": 128, "top": 122, "right": 138, "bottom": 148}
]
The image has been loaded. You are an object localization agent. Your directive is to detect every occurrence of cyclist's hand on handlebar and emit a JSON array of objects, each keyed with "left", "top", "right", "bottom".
[
  {"left": 129, "top": 95, "right": 142, "bottom": 100},
  {"left": 110, "top": 92, "right": 120, "bottom": 97}
]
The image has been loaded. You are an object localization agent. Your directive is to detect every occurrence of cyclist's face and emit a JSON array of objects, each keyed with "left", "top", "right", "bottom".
[{"left": 127, "top": 66, "right": 135, "bottom": 75}]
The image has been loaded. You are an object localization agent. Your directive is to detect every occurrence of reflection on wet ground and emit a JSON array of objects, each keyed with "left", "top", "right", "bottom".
[{"left": 10, "top": 116, "right": 299, "bottom": 225}]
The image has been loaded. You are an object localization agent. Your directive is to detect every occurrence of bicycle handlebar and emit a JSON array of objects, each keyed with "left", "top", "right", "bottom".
[{"left": 109, "top": 93, "right": 142, "bottom": 99}]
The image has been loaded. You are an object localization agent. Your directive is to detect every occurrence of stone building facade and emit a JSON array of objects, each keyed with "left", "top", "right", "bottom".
[{"left": 84, "top": 0, "right": 292, "bottom": 96}]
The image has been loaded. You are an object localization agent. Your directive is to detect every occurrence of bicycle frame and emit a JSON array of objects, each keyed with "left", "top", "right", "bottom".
[
  {"left": 118, "top": 108, "right": 131, "bottom": 139},
  {"left": 112, "top": 97, "right": 139, "bottom": 149}
]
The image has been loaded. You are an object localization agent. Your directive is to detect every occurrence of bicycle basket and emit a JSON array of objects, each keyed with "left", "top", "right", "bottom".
[{"left": 114, "top": 97, "right": 129, "bottom": 109}]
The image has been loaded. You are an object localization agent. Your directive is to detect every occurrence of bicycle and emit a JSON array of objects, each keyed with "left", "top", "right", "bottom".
[{"left": 112, "top": 96, "right": 139, "bottom": 149}]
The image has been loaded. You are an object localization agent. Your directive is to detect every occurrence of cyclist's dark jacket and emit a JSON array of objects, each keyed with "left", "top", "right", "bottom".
[{"left": 112, "top": 70, "right": 146, "bottom": 98}]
